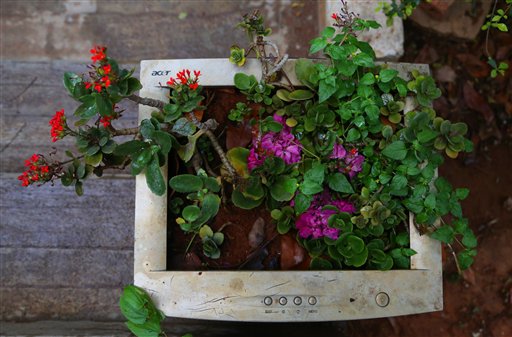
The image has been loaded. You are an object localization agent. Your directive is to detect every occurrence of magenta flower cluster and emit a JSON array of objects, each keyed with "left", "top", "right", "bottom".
[
  {"left": 330, "top": 143, "right": 364, "bottom": 178},
  {"left": 247, "top": 114, "right": 302, "bottom": 171},
  {"left": 295, "top": 190, "right": 355, "bottom": 240}
]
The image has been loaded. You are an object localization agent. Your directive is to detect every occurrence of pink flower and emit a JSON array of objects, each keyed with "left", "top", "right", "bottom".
[
  {"left": 330, "top": 143, "right": 364, "bottom": 178},
  {"left": 248, "top": 114, "right": 302, "bottom": 171},
  {"left": 295, "top": 190, "right": 355, "bottom": 240}
]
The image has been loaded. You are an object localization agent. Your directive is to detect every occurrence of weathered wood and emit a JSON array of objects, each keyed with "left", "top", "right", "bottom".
[
  {"left": 0, "top": 319, "right": 347, "bottom": 336},
  {"left": 1, "top": 207, "right": 133, "bottom": 249},
  {"left": 1, "top": 248, "right": 132, "bottom": 287},
  {"left": 0, "top": 288, "right": 125, "bottom": 321}
]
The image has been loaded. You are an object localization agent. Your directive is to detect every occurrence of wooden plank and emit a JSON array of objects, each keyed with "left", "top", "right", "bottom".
[
  {"left": 0, "top": 247, "right": 133, "bottom": 287},
  {"left": 0, "top": 288, "right": 125, "bottom": 321},
  {"left": 1, "top": 206, "right": 134, "bottom": 249}
]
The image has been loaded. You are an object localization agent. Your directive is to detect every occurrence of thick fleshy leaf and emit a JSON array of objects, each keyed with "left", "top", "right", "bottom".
[
  {"left": 169, "top": 174, "right": 203, "bottom": 193},
  {"left": 270, "top": 175, "right": 298, "bottom": 201},
  {"left": 226, "top": 147, "right": 250, "bottom": 178}
]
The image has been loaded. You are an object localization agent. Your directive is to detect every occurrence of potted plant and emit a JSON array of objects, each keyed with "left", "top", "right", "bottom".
[{"left": 19, "top": 1, "right": 476, "bottom": 334}]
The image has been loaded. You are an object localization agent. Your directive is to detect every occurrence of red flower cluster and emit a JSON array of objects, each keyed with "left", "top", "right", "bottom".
[
  {"left": 167, "top": 69, "right": 201, "bottom": 90},
  {"left": 331, "top": 13, "right": 339, "bottom": 20},
  {"left": 49, "top": 109, "right": 67, "bottom": 142},
  {"left": 100, "top": 115, "right": 113, "bottom": 128},
  {"left": 85, "top": 64, "right": 112, "bottom": 92},
  {"left": 18, "top": 154, "right": 51, "bottom": 187},
  {"left": 90, "top": 45, "right": 106, "bottom": 63}
]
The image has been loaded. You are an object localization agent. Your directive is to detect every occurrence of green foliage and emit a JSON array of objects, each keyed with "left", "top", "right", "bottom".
[
  {"left": 228, "top": 102, "right": 252, "bottom": 122},
  {"left": 229, "top": 45, "right": 246, "bottom": 67},
  {"left": 119, "top": 285, "right": 165, "bottom": 337}
]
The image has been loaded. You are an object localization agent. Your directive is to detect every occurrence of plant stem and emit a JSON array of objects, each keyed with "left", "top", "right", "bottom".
[
  {"left": 184, "top": 233, "right": 197, "bottom": 255},
  {"left": 128, "top": 94, "right": 165, "bottom": 111},
  {"left": 110, "top": 127, "right": 139, "bottom": 136},
  {"left": 188, "top": 112, "right": 237, "bottom": 178}
]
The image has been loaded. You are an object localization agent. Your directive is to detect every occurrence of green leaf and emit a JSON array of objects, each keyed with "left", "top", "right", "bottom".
[
  {"left": 182, "top": 205, "right": 201, "bottom": 222},
  {"left": 303, "top": 161, "right": 325, "bottom": 184},
  {"left": 382, "top": 141, "right": 407, "bottom": 160},
  {"left": 151, "top": 131, "right": 172, "bottom": 154},
  {"left": 146, "top": 156, "right": 166, "bottom": 196},
  {"left": 115, "top": 140, "right": 146, "bottom": 156},
  {"left": 417, "top": 129, "right": 439, "bottom": 143},
  {"left": 322, "top": 26, "right": 336, "bottom": 38},
  {"left": 462, "top": 229, "right": 477, "bottom": 248},
  {"left": 126, "top": 77, "right": 142, "bottom": 96},
  {"left": 169, "top": 174, "right": 203, "bottom": 193},
  {"left": 232, "top": 189, "right": 263, "bottom": 209},
  {"left": 234, "top": 73, "right": 251, "bottom": 90},
  {"left": 288, "top": 89, "right": 314, "bottom": 100},
  {"left": 390, "top": 174, "right": 408, "bottom": 194},
  {"left": 395, "top": 232, "right": 409, "bottom": 246},
  {"left": 457, "top": 249, "right": 476, "bottom": 270},
  {"left": 131, "top": 148, "right": 152, "bottom": 175},
  {"left": 172, "top": 117, "right": 196, "bottom": 136},
  {"left": 455, "top": 188, "right": 470, "bottom": 200},
  {"left": 318, "top": 79, "right": 337, "bottom": 103},
  {"left": 270, "top": 175, "right": 298, "bottom": 201},
  {"left": 199, "top": 224, "right": 214, "bottom": 239},
  {"left": 226, "top": 147, "right": 250, "bottom": 178},
  {"left": 119, "top": 285, "right": 150, "bottom": 325},
  {"left": 431, "top": 225, "right": 454, "bottom": 244},
  {"left": 353, "top": 52, "right": 374, "bottom": 67},
  {"left": 310, "top": 257, "right": 333, "bottom": 270},
  {"left": 300, "top": 180, "right": 323, "bottom": 195},
  {"left": 295, "top": 58, "right": 317, "bottom": 90},
  {"left": 346, "top": 128, "right": 360, "bottom": 141},
  {"left": 359, "top": 73, "right": 375, "bottom": 85},
  {"left": 192, "top": 194, "right": 221, "bottom": 228},
  {"left": 85, "top": 152, "right": 103, "bottom": 167},
  {"left": 294, "top": 193, "right": 312, "bottom": 215},
  {"left": 494, "top": 23, "right": 508, "bottom": 32},
  {"left": 327, "top": 173, "right": 355, "bottom": 193},
  {"left": 379, "top": 69, "right": 398, "bottom": 83},
  {"left": 75, "top": 181, "right": 84, "bottom": 196},
  {"left": 94, "top": 93, "right": 112, "bottom": 117},
  {"left": 125, "top": 321, "right": 161, "bottom": 337},
  {"left": 309, "top": 37, "right": 328, "bottom": 54}
]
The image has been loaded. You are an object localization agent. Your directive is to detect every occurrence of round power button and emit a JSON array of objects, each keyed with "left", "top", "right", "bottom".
[
  {"left": 308, "top": 296, "right": 317, "bottom": 305},
  {"left": 264, "top": 296, "right": 272, "bottom": 306},
  {"left": 279, "top": 297, "right": 288, "bottom": 305},
  {"left": 293, "top": 296, "right": 302, "bottom": 305}
]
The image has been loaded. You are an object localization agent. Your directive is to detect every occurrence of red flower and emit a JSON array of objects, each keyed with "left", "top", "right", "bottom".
[
  {"left": 94, "top": 83, "right": 102, "bottom": 92},
  {"left": 194, "top": 70, "right": 201, "bottom": 77},
  {"left": 18, "top": 155, "right": 52, "bottom": 187},
  {"left": 85, "top": 82, "right": 92, "bottom": 89},
  {"left": 49, "top": 109, "right": 66, "bottom": 142},
  {"left": 189, "top": 83, "right": 199, "bottom": 90},
  {"left": 100, "top": 115, "right": 113, "bottom": 128},
  {"left": 102, "top": 64, "right": 111, "bottom": 74},
  {"left": 90, "top": 45, "right": 106, "bottom": 63},
  {"left": 31, "top": 154, "right": 39, "bottom": 162},
  {"left": 167, "top": 77, "right": 175, "bottom": 86},
  {"left": 101, "top": 76, "right": 111, "bottom": 88},
  {"left": 331, "top": 13, "right": 339, "bottom": 20}
]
